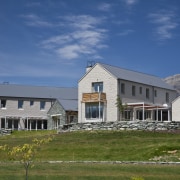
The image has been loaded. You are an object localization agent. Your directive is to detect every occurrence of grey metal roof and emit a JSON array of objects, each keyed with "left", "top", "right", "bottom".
[
  {"left": 58, "top": 99, "right": 78, "bottom": 111},
  {"left": 99, "top": 63, "right": 175, "bottom": 90},
  {"left": 0, "top": 84, "right": 78, "bottom": 99}
]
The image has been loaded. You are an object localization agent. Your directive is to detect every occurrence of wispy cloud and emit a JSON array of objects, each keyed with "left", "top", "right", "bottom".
[
  {"left": 124, "top": 0, "right": 139, "bottom": 6},
  {"left": 149, "top": 10, "right": 178, "bottom": 41},
  {"left": 20, "top": 14, "right": 53, "bottom": 27},
  {"left": 98, "top": 3, "right": 112, "bottom": 12},
  {"left": 41, "top": 15, "right": 107, "bottom": 60},
  {"left": 118, "top": 29, "right": 134, "bottom": 36},
  {"left": 0, "top": 55, "right": 78, "bottom": 78}
]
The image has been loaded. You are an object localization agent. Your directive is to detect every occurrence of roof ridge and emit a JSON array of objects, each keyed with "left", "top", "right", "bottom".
[
  {"left": 0, "top": 83, "right": 77, "bottom": 89},
  {"left": 98, "top": 62, "right": 162, "bottom": 79}
]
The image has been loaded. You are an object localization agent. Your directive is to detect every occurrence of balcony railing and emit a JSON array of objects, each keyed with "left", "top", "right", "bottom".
[{"left": 82, "top": 92, "right": 106, "bottom": 103}]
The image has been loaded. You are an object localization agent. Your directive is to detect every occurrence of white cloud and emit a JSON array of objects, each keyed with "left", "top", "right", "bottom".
[
  {"left": 41, "top": 15, "right": 107, "bottom": 60},
  {"left": 149, "top": 10, "right": 178, "bottom": 41},
  {"left": 21, "top": 14, "right": 53, "bottom": 27},
  {"left": 62, "top": 15, "right": 104, "bottom": 30},
  {"left": 41, "top": 35, "right": 72, "bottom": 49},
  {"left": 56, "top": 44, "right": 82, "bottom": 60}
]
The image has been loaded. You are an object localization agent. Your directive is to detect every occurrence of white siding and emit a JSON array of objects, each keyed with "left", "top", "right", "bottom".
[
  {"left": 0, "top": 98, "right": 52, "bottom": 118},
  {"left": 119, "top": 80, "right": 177, "bottom": 106},
  {"left": 79, "top": 64, "right": 177, "bottom": 123},
  {"left": 172, "top": 97, "right": 180, "bottom": 121}
]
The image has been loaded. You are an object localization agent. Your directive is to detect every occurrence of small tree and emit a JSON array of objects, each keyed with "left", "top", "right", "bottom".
[
  {"left": 115, "top": 95, "right": 127, "bottom": 121},
  {"left": 0, "top": 137, "right": 52, "bottom": 180}
]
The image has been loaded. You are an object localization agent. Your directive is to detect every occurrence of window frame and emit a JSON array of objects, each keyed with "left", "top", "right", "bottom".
[
  {"left": 139, "top": 87, "right": 142, "bottom": 94},
  {"left": 18, "top": 100, "right": 24, "bottom": 109},
  {"left": 132, "top": 85, "right": 136, "bottom": 96},
  {"left": 154, "top": 90, "right": 157, "bottom": 97},
  {"left": 146, "top": 88, "right": 150, "bottom": 99},
  {"left": 92, "top": 82, "right": 103, "bottom": 92},
  {"left": 166, "top": 92, "right": 169, "bottom": 103},
  {"left": 30, "top": 100, "right": 34, "bottom": 106},
  {"left": 121, "top": 83, "right": 125, "bottom": 94},
  {"left": 40, "top": 101, "right": 46, "bottom": 110},
  {"left": 1, "top": 99, "right": 6, "bottom": 108},
  {"left": 85, "top": 102, "right": 103, "bottom": 119}
]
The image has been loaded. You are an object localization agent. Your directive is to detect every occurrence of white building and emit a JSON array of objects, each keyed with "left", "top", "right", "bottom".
[
  {"left": 172, "top": 97, "right": 180, "bottom": 121},
  {"left": 0, "top": 84, "right": 78, "bottom": 130},
  {"left": 78, "top": 63, "right": 177, "bottom": 123}
]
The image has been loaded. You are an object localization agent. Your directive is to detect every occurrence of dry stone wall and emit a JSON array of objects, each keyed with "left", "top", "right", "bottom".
[{"left": 60, "top": 121, "right": 180, "bottom": 132}]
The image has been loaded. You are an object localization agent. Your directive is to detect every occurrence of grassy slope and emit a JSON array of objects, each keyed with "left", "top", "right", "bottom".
[
  {"left": 0, "top": 130, "right": 180, "bottom": 179},
  {"left": 0, "top": 130, "right": 180, "bottom": 161}
]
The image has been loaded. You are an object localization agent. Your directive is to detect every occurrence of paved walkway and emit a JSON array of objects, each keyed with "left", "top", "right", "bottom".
[{"left": 1, "top": 160, "right": 180, "bottom": 165}]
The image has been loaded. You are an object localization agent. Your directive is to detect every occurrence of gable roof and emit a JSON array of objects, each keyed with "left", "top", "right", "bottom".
[
  {"left": 99, "top": 63, "right": 175, "bottom": 90},
  {"left": 0, "top": 84, "right": 78, "bottom": 99},
  {"left": 57, "top": 99, "right": 78, "bottom": 111}
]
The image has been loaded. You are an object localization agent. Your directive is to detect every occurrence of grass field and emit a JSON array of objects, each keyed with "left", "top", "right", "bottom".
[{"left": 0, "top": 130, "right": 180, "bottom": 179}]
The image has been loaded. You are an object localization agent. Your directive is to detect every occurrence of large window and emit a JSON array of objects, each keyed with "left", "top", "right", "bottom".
[
  {"left": 18, "top": 100, "right": 24, "bottom": 109},
  {"left": 40, "top": 101, "right": 46, "bottom": 110},
  {"left": 85, "top": 103, "right": 103, "bottom": 119},
  {"left": 92, "top": 82, "right": 103, "bottom": 92}
]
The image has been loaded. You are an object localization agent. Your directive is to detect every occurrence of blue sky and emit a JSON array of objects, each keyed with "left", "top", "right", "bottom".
[{"left": 0, "top": 0, "right": 180, "bottom": 87}]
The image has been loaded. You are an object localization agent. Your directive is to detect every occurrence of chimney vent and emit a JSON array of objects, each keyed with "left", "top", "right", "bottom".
[{"left": 86, "top": 61, "right": 95, "bottom": 72}]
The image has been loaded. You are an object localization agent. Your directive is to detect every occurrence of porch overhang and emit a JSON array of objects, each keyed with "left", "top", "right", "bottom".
[
  {"left": 126, "top": 102, "right": 170, "bottom": 110},
  {"left": 0, "top": 115, "right": 47, "bottom": 119}
]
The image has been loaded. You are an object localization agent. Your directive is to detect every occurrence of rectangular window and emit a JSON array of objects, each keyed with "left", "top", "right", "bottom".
[
  {"left": 139, "top": 87, "right": 142, "bottom": 94},
  {"left": 40, "top": 101, "right": 46, "bottom": 110},
  {"left": 132, "top": 86, "right": 136, "bottom": 96},
  {"left": 1, "top": 100, "right": 6, "bottom": 108},
  {"left": 92, "top": 82, "right": 103, "bottom": 92},
  {"left": 121, "top": 83, "right": 125, "bottom": 94},
  {"left": 18, "top": 100, "right": 24, "bottom": 109},
  {"left": 166, "top": 92, "right": 169, "bottom": 103},
  {"left": 146, "top": 88, "right": 150, "bottom": 99},
  {"left": 85, "top": 103, "right": 103, "bottom": 119},
  {"left": 154, "top": 90, "right": 157, "bottom": 97},
  {"left": 30, "top": 100, "right": 34, "bottom": 106}
]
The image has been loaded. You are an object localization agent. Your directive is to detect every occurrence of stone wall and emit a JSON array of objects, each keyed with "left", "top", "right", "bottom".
[{"left": 60, "top": 121, "right": 180, "bottom": 132}]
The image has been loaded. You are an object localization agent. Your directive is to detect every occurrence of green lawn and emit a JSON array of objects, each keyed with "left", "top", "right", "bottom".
[
  {"left": 0, "top": 162, "right": 180, "bottom": 180},
  {"left": 0, "top": 130, "right": 180, "bottom": 179}
]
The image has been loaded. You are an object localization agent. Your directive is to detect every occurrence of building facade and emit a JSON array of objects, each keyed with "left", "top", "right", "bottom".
[
  {"left": 0, "top": 84, "right": 78, "bottom": 130},
  {"left": 78, "top": 63, "right": 177, "bottom": 123}
]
